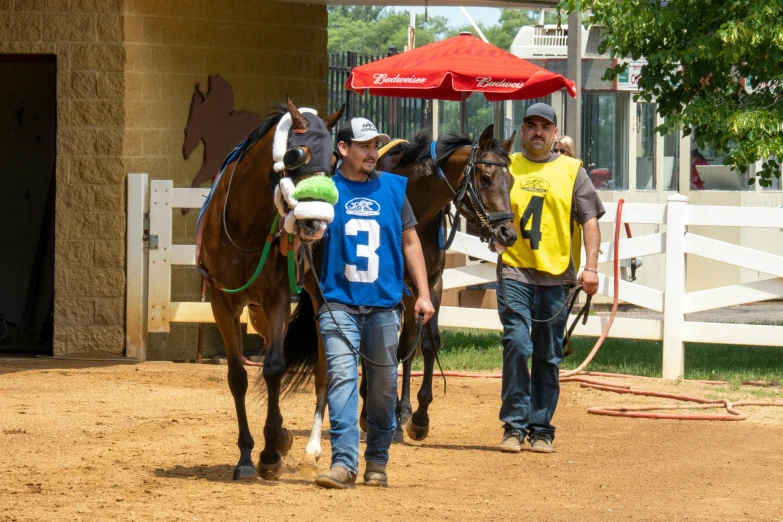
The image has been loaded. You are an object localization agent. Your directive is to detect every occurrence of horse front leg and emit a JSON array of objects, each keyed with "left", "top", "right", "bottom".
[
  {"left": 257, "top": 294, "right": 293, "bottom": 481},
  {"left": 408, "top": 292, "right": 441, "bottom": 442},
  {"left": 211, "top": 293, "right": 255, "bottom": 480},
  {"left": 299, "top": 330, "right": 327, "bottom": 479}
]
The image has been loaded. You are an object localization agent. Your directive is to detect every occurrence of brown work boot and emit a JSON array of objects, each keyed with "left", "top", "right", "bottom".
[
  {"left": 316, "top": 465, "right": 357, "bottom": 489},
  {"left": 363, "top": 462, "right": 388, "bottom": 487},
  {"left": 528, "top": 433, "right": 554, "bottom": 453},
  {"left": 500, "top": 429, "right": 525, "bottom": 453}
]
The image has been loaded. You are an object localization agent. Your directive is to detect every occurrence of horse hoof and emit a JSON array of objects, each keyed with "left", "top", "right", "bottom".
[
  {"left": 258, "top": 458, "right": 283, "bottom": 481},
  {"left": 359, "top": 417, "right": 368, "bottom": 433},
  {"left": 233, "top": 465, "right": 257, "bottom": 481},
  {"left": 405, "top": 419, "right": 429, "bottom": 441},
  {"left": 276, "top": 428, "right": 294, "bottom": 456},
  {"left": 391, "top": 428, "right": 404, "bottom": 444}
]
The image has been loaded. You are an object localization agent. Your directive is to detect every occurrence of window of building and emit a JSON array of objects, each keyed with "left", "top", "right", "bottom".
[
  {"left": 581, "top": 92, "right": 628, "bottom": 191},
  {"left": 636, "top": 102, "right": 657, "bottom": 190},
  {"left": 690, "top": 134, "right": 753, "bottom": 191},
  {"left": 663, "top": 124, "right": 680, "bottom": 192}
]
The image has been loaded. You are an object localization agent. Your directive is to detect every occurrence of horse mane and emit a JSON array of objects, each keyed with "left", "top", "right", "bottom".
[
  {"left": 395, "top": 129, "right": 510, "bottom": 171},
  {"left": 235, "top": 104, "right": 288, "bottom": 161}
]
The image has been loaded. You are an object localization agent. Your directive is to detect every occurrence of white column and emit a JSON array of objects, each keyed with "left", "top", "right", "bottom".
[
  {"left": 566, "top": 11, "right": 582, "bottom": 158},
  {"left": 662, "top": 194, "right": 689, "bottom": 379},
  {"left": 148, "top": 180, "right": 173, "bottom": 333},
  {"left": 126, "top": 173, "right": 149, "bottom": 360},
  {"left": 551, "top": 90, "right": 564, "bottom": 132}
]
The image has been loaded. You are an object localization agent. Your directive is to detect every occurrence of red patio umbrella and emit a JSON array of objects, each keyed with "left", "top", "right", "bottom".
[{"left": 345, "top": 33, "right": 576, "bottom": 132}]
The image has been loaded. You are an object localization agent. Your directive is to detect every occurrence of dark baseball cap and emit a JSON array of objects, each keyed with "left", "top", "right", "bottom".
[{"left": 523, "top": 103, "right": 557, "bottom": 126}]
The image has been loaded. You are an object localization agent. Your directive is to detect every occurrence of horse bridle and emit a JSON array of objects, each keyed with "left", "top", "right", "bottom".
[{"left": 430, "top": 141, "right": 514, "bottom": 249}]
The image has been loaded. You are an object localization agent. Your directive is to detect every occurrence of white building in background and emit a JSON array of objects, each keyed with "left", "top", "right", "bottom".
[{"left": 506, "top": 23, "right": 783, "bottom": 295}]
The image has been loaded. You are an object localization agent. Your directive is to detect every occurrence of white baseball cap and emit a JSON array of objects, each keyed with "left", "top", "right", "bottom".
[{"left": 336, "top": 117, "right": 390, "bottom": 144}]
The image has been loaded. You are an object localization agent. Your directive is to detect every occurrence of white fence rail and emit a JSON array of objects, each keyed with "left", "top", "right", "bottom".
[{"left": 127, "top": 174, "right": 783, "bottom": 378}]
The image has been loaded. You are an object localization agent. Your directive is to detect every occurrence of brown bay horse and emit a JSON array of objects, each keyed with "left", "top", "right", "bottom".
[
  {"left": 198, "top": 99, "right": 343, "bottom": 480},
  {"left": 285, "top": 125, "right": 517, "bottom": 469}
]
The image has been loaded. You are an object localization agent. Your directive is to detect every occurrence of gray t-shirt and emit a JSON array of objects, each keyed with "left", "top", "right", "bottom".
[
  {"left": 316, "top": 170, "right": 417, "bottom": 316},
  {"left": 502, "top": 152, "right": 605, "bottom": 287}
]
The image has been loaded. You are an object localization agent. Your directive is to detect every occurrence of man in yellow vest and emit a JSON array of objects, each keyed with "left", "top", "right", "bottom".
[{"left": 498, "top": 103, "right": 604, "bottom": 454}]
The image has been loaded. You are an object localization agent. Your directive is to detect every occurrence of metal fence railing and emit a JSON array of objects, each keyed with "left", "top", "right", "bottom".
[{"left": 328, "top": 48, "right": 433, "bottom": 141}]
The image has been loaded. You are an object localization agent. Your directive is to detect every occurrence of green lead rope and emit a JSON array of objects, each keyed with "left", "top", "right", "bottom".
[
  {"left": 287, "top": 234, "right": 301, "bottom": 295},
  {"left": 222, "top": 214, "right": 279, "bottom": 294},
  {"left": 220, "top": 213, "right": 302, "bottom": 295}
]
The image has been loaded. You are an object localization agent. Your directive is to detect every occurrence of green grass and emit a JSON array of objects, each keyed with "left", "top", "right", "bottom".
[{"left": 411, "top": 327, "right": 783, "bottom": 385}]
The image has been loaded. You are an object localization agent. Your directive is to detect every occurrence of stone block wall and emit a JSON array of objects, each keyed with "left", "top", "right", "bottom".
[
  {"left": 121, "top": 0, "right": 327, "bottom": 360},
  {"left": 0, "top": 0, "right": 327, "bottom": 358},
  {"left": 0, "top": 0, "right": 127, "bottom": 356}
]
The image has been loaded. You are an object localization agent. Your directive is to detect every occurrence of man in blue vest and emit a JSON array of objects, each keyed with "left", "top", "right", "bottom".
[{"left": 315, "top": 117, "right": 435, "bottom": 489}]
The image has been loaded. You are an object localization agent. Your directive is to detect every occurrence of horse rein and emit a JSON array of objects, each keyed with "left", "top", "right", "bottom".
[{"left": 430, "top": 141, "right": 515, "bottom": 249}]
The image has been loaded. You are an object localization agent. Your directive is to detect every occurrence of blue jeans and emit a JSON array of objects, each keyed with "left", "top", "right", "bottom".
[
  {"left": 318, "top": 309, "right": 401, "bottom": 474},
  {"left": 497, "top": 280, "right": 569, "bottom": 440}
]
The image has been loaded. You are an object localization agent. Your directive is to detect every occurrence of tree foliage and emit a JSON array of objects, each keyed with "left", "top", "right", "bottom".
[
  {"left": 562, "top": 0, "right": 783, "bottom": 186},
  {"left": 328, "top": 7, "right": 561, "bottom": 54},
  {"left": 327, "top": 7, "right": 451, "bottom": 55}
]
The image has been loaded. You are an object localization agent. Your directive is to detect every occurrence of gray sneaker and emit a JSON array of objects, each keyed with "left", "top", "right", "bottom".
[
  {"left": 316, "top": 465, "right": 357, "bottom": 489},
  {"left": 363, "top": 462, "right": 388, "bottom": 487},
  {"left": 528, "top": 433, "right": 553, "bottom": 453},
  {"left": 500, "top": 429, "right": 525, "bottom": 453}
]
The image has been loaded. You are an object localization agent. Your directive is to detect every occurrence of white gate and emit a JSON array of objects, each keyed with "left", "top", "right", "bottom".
[{"left": 126, "top": 174, "right": 783, "bottom": 378}]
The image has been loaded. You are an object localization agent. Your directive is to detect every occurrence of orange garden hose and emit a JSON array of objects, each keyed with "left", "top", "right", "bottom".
[{"left": 409, "top": 200, "right": 783, "bottom": 421}]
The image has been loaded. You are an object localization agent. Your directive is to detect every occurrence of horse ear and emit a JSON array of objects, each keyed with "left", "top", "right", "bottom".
[
  {"left": 478, "top": 124, "right": 495, "bottom": 150},
  {"left": 499, "top": 131, "right": 516, "bottom": 154},
  {"left": 193, "top": 83, "right": 205, "bottom": 103},
  {"left": 322, "top": 104, "right": 345, "bottom": 132},
  {"left": 287, "top": 97, "right": 309, "bottom": 132}
]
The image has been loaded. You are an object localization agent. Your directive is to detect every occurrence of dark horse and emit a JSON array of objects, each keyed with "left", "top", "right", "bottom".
[
  {"left": 370, "top": 125, "right": 517, "bottom": 442},
  {"left": 287, "top": 124, "right": 517, "bottom": 469},
  {"left": 198, "top": 99, "right": 343, "bottom": 480}
]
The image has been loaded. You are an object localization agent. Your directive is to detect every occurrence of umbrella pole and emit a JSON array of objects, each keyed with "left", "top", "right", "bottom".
[{"left": 460, "top": 91, "right": 467, "bottom": 135}]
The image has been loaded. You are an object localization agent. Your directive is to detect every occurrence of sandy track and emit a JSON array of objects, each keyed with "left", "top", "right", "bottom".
[{"left": 1, "top": 359, "right": 782, "bottom": 521}]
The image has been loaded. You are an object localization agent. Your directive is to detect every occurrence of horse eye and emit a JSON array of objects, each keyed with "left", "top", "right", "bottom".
[{"left": 481, "top": 174, "right": 492, "bottom": 186}]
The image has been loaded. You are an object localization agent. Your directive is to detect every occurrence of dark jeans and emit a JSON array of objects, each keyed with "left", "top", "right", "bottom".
[{"left": 497, "top": 280, "right": 569, "bottom": 440}]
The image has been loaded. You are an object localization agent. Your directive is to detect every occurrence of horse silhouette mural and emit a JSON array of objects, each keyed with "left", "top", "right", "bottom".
[{"left": 182, "top": 75, "right": 264, "bottom": 192}]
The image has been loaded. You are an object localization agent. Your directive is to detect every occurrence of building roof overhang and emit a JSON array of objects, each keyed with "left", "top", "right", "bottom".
[{"left": 280, "top": 0, "right": 559, "bottom": 7}]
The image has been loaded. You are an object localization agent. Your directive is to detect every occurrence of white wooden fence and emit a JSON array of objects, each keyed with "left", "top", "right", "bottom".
[{"left": 126, "top": 174, "right": 783, "bottom": 379}]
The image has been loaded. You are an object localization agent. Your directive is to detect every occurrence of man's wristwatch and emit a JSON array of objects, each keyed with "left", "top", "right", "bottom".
[{"left": 583, "top": 268, "right": 599, "bottom": 274}]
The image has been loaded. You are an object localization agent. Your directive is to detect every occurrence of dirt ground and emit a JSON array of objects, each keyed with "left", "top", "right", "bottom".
[{"left": 2, "top": 359, "right": 783, "bottom": 522}]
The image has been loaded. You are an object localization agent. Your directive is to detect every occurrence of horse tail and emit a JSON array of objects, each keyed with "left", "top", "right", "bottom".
[{"left": 280, "top": 289, "right": 319, "bottom": 396}]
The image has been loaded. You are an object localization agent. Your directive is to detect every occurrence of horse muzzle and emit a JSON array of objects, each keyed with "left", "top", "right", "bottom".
[
  {"left": 491, "top": 220, "right": 517, "bottom": 254},
  {"left": 297, "top": 219, "right": 326, "bottom": 242}
]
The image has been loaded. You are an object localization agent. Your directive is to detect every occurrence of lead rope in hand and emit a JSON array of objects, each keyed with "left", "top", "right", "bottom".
[
  {"left": 425, "top": 321, "right": 447, "bottom": 394},
  {"left": 496, "top": 257, "right": 584, "bottom": 324},
  {"left": 303, "top": 246, "right": 424, "bottom": 368}
]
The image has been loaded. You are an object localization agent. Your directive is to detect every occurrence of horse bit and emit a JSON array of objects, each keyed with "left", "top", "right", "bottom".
[{"left": 429, "top": 141, "right": 514, "bottom": 251}]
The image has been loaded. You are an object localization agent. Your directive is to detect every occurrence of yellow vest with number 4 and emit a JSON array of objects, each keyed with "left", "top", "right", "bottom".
[{"left": 502, "top": 153, "right": 583, "bottom": 275}]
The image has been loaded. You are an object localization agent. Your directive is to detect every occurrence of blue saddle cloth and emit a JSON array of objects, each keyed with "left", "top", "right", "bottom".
[{"left": 196, "top": 142, "right": 246, "bottom": 237}]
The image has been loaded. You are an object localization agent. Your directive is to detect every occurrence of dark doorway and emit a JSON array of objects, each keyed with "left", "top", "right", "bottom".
[{"left": 0, "top": 55, "right": 57, "bottom": 356}]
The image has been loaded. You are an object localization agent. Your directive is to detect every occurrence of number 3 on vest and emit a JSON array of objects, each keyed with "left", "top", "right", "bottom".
[
  {"left": 520, "top": 196, "right": 544, "bottom": 250},
  {"left": 344, "top": 218, "right": 380, "bottom": 283}
]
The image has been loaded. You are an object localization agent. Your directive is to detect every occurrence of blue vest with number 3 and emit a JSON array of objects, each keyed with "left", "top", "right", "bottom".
[{"left": 320, "top": 171, "right": 407, "bottom": 308}]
